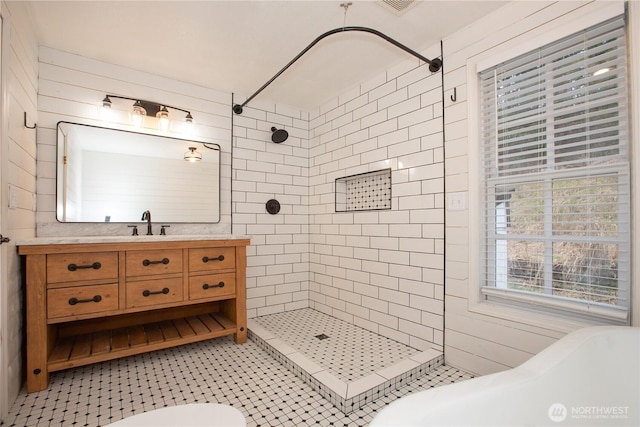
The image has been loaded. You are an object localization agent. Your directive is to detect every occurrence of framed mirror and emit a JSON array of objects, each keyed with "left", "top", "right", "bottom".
[{"left": 56, "top": 122, "right": 220, "bottom": 223}]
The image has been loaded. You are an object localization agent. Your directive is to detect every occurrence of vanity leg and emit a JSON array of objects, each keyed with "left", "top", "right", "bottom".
[
  {"left": 233, "top": 245, "right": 247, "bottom": 344},
  {"left": 25, "top": 254, "right": 51, "bottom": 392}
]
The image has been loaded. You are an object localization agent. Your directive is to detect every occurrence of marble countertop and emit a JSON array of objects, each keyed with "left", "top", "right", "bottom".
[{"left": 17, "top": 234, "right": 250, "bottom": 246}]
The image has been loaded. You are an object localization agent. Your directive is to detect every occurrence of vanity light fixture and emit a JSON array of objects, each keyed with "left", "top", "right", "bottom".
[
  {"left": 184, "top": 147, "right": 202, "bottom": 162},
  {"left": 100, "top": 95, "right": 193, "bottom": 131}
]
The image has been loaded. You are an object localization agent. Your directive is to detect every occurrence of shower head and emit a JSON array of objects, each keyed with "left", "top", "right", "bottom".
[{"left": 271, "top": 127, "right": 289, "bottom": 143}]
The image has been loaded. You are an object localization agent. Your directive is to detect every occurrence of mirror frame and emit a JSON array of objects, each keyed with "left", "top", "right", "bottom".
[{"left": 56, "top": 121, "right": 221, "bottom": 224}]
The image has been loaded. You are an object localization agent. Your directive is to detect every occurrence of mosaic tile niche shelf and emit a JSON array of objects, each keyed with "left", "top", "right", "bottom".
[
  {"left": 335, "top": 168, "right": 392, "bottom": 212},
  {"left": 249, "top": 309, "right": 443, "bottom": 414}
]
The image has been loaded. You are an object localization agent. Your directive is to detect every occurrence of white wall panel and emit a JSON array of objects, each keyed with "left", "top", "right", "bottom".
[
  {"left": 1, "top": 0, "right": 39, "bottom": 419},
  {"left": 442, "top": 0, "right": 635, "bottom": 376},
  {"left": 36, "top": 46, "right": 232, "bottom": 236}
]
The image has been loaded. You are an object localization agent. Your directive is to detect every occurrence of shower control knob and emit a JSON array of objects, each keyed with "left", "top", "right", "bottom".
[{"left": 266, "top": 199, "right": 281, "bottom": 215}]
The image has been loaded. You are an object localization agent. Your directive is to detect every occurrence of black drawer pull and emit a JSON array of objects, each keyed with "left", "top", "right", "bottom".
[
  {"left": 68, "top": 295, "right": 102, "bottom": 305},
  {"left": 142, "top": 258, "right": 170, "bottom": 266},
  {"left": 68, "top": 262, "right": 101, "bottom": 271},
  {"left": 202, "top": 255, "right": 224, "bottom": 263},
  {"left": 202, "top": 282, "right": 225, "bottom": 290},
  {"left": 142, "top": 287, "right": 170, "bottom": 297}
]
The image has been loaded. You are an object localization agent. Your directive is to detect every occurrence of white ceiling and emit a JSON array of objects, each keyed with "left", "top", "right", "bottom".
[{"left": 27, "top": 0, "right": 507, "bottom": 111}]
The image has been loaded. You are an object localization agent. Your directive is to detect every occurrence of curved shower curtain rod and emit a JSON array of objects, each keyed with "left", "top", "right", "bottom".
[{"left": 232, "top": 26, "right": 443, "bottom": 114}]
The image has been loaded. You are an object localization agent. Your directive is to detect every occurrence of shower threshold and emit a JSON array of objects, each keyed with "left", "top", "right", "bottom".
[{"left": 248, "top": 308, "right": 443, "bottom": 414}]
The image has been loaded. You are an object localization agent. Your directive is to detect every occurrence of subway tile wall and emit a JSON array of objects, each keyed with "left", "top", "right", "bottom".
[
  {"left": 308, "top": 56, "right": 444, "bottom": 352},
  {"left": 232, "top": 102, "right": 312, "bottom": 318},
  {"left": 234, "top": 46, "right": 445, "bottom": 352}
]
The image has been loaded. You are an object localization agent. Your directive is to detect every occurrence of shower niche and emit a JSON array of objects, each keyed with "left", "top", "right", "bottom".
[{"left": 335, "top": 168, "right": 392, "bottom": 212}]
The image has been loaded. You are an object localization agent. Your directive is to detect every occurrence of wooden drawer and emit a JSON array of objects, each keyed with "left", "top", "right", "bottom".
[
  {"left": 189, "top": 247, "right": 236, "bottom": 273},
  {"left": 47, "top": 283, "right": 118, "bottom": 319},
  {"left": 126, "top": 250, "right": 183, "bottom": 277},
  {"left": 125, "top": 277, "right": 183, "bottom": 308},
  {"left": 189, "top": 272, "right": 236, "bottom": 301},
  {"left": 47, "top": 252, "right": 118, "bottom": 284}
]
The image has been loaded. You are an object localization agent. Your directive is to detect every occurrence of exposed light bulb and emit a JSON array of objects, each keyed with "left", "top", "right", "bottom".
[
  {"left": 156, "top": 106, "right": 170, "bottom": 131},
  {"left": 100, "top": 96, "right": 113, "bottom": 122},
  {"left": 184, "top": 112, "right": 194, "bottom": 134},
  {"left": 131, "top": 101, "right": 146, "bottom": 128},
  {"left": 593, "top": 67, "right": 611, "bottom": 76}
]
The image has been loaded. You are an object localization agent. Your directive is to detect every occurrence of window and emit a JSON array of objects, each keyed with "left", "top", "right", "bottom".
[{"left": 479, "top": 17, "right": 630, "bottom": 321}]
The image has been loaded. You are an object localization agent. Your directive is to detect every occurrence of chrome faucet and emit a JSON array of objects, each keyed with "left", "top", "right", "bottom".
[{"left": 141, "top": 210, "right": 153, "bottom": 235}]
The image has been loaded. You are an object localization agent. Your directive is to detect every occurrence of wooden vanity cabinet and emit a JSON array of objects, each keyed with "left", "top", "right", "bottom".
[{"left": 18, "top": 238, "right": 249, "bottom": 393}]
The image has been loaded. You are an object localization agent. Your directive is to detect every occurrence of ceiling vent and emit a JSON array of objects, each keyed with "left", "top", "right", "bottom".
[{"left": 377, "top": 0, "right": 418, "bottom": 16}]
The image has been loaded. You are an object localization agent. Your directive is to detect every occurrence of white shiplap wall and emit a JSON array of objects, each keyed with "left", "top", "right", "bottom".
[
  {"left": 442, "top": 0, "right": 634, "bottom": 375},
  {"left": 36, "top": 47, "right": 233, "bottom": 236},
  {"left": 1, "top": 0, "right": 39, "bottom": 419}
]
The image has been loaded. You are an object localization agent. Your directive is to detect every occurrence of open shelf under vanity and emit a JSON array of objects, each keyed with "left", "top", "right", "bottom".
[{"left": 48, "top": 305, "right": 237, "bottom": 372}]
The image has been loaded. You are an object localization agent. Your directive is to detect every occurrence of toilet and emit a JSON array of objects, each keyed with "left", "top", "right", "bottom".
[{"left": 106, "top": 403, "right": 246, "bottom": 426}]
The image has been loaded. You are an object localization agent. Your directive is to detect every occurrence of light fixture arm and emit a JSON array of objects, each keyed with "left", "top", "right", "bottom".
[{"left": 233, "top": 26, "right": 443, "bottom": 114}]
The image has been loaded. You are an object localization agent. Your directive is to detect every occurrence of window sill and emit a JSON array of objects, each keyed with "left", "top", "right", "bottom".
[{"left": 467, "top": 288, "right": 628, "bottom": 334}]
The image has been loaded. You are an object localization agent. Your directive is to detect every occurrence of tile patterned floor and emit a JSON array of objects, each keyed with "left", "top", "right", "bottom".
[
  {"left": 2, "top": 333, "right": 472, "bottom": 427},
  {"left": 251, "top": 309, "right": 420, "bottom": 382}
]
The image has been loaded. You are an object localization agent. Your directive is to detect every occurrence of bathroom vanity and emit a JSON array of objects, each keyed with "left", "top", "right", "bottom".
[{"left": 18, "top": 236, "right": 249, "bottom": 393}]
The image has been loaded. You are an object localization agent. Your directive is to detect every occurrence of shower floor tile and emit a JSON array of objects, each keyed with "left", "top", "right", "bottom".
[
  {"left": 251, "top": 308, "right": 420, "bottom": 382},
  {"left": 249, "top": 308, "right": 444, "bottom": 413}
]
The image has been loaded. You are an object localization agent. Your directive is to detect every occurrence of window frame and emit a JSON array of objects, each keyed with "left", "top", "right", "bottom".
[{"left": 465, "top": 8, "right": 631, "bottom": 328}]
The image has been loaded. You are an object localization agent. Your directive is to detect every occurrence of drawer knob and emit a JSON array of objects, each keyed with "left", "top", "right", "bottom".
[
  {"left": 202, "top": 282, "right": 225, "bottom": 290},
  {"left": 67, "top": 262, "right": 102, "bottom": 271},
  {"left": 68, "top": 295, "right": 102, "bottom": 305},
  {"left": 142, "top": 258, "right": 170, "bottom": 266},
  {"left": 202, "top": 255, "right": 224, "bottom": 263},
  {"left": 142, "top": 287, "right": 170, "bottom": 297}
]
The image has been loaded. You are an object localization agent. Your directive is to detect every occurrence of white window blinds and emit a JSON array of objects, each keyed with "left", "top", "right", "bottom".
[{"left": 479, "top": 16, "right": 630, "bottom": 321}]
